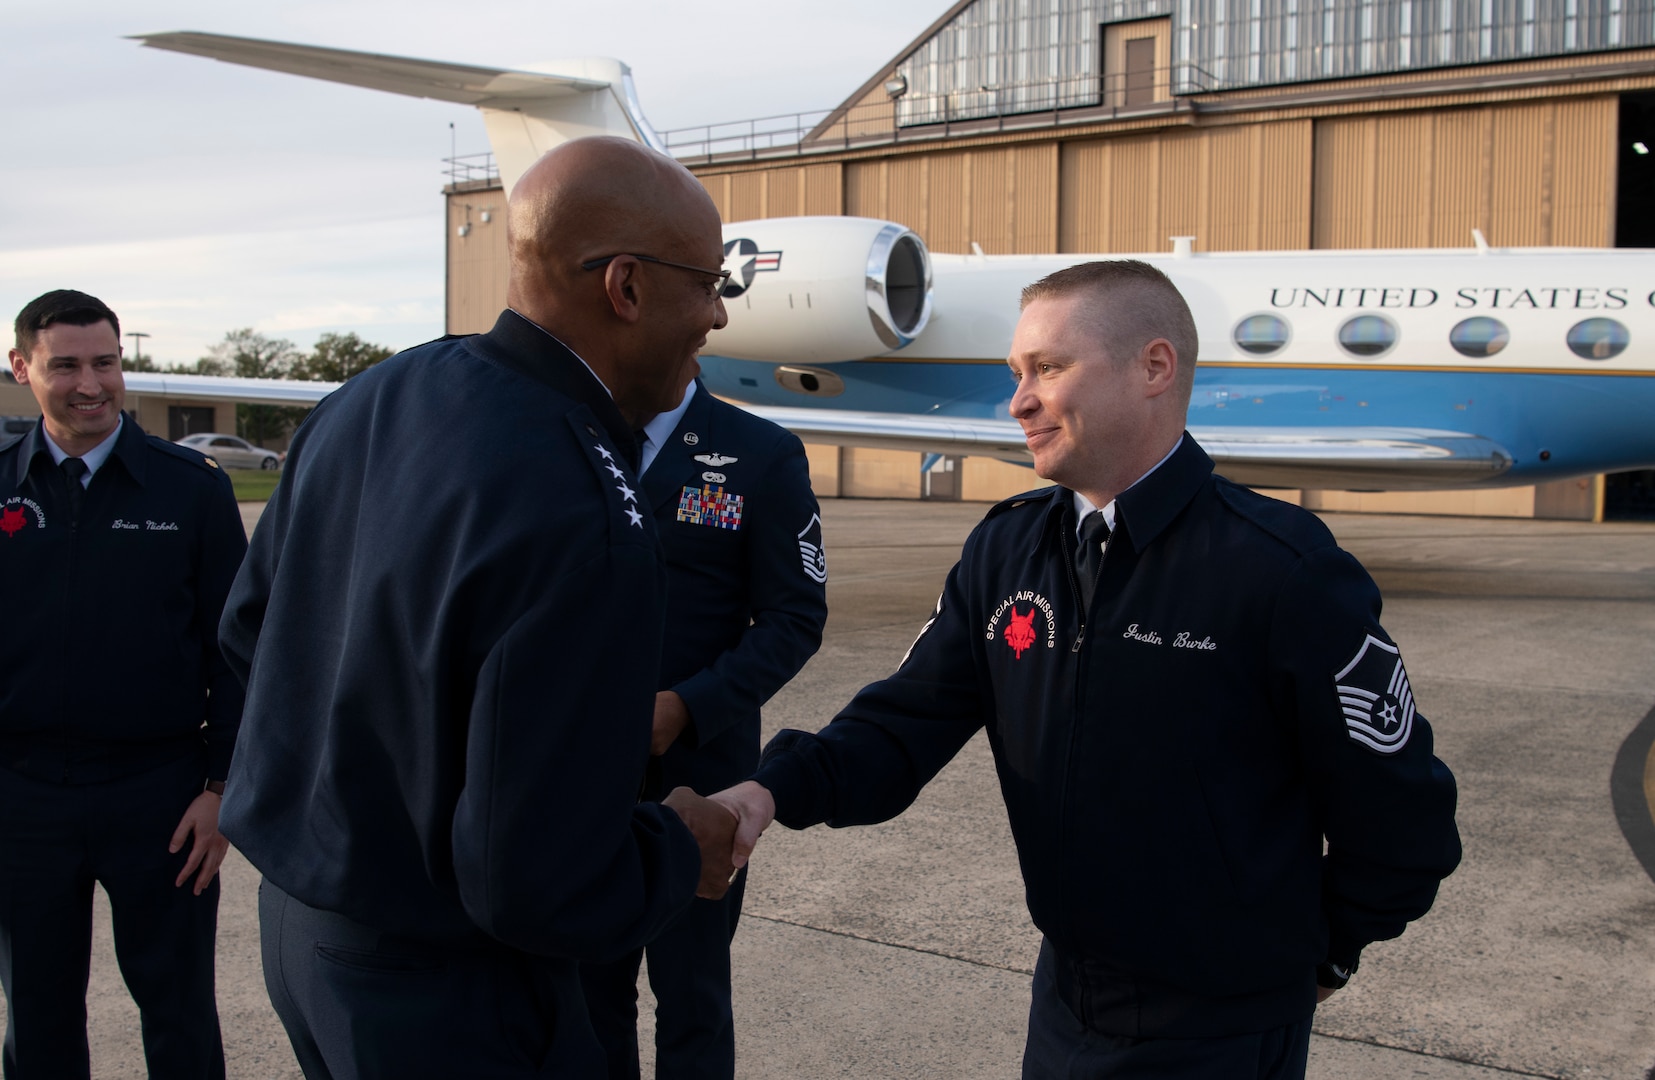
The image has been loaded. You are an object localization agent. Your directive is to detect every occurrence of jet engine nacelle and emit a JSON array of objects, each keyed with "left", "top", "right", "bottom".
[{"left": 711, "top": 216, "right": 933, "bottom": 364}]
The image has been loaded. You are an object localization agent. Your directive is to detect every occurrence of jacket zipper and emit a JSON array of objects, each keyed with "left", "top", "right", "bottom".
[{"left": 60, "top": 484, "right": 78, "bottom": 782}]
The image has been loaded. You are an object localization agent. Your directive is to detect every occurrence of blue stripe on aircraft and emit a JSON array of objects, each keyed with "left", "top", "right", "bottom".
[{"left": 698, "top": 355, "right": 1655, "bottom": 483}]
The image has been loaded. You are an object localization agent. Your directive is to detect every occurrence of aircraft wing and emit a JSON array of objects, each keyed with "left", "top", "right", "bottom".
[
  {"left": 117, "top": 374, "right": 1514, "bottom": 489},
  {"left": 123, "top": 372, "right": 341, "bottom": 405},
  {"left": 739, "top": 407, "right": 1514, "bottom": 490},
  {"left": 128, "top": 31, "right": 608, "bottom": 105}
]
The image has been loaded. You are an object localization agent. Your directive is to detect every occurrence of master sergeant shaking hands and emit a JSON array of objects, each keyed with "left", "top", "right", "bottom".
[{"left": 708, "top": 260, "right": 1460, "bottom": 1080}]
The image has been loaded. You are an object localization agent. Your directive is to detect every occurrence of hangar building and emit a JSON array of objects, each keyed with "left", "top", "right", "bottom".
[{"left": 445, "top": 0, "right": 1655, "bottom": 520}]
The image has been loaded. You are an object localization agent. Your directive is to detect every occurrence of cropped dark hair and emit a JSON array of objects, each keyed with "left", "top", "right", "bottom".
[
  {"left": 1019, "top": 260, "right": 1198, "bottom": 393},
  {"left": 14, "top": 290, "right": 121, "bottom": 357}
]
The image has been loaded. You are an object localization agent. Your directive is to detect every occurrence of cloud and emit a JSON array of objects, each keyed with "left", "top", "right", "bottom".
[{"left": 0, "top": 218, "right": 443, "bottom": 365}]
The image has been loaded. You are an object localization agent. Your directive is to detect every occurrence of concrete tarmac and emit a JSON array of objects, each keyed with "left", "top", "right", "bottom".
[{"left": 14, "top": 497, "right": 1654, "bottom": 1078}]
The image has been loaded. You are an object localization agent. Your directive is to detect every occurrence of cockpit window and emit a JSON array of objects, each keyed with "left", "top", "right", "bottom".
[
  {"left": 1448, "top": 317, "right": 1510, "bottom": 358},
  {"left": 1566, "top": 318, "right": 1629, "bottom": 360},
  {"left": 1232, "top": 313, "right": 1291, "bottom": 356},
  {"left": 1337, "top": 314, "right": 1398, "bottom": 358}
]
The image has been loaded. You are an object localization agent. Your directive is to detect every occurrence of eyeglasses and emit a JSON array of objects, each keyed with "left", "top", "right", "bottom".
[{"left": 580, "top": 253, "right": 731, "bottom": 299}]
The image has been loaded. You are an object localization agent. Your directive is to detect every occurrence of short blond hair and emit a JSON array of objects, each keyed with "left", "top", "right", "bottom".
[{"left": 1020, "top": 260, "right": 1198, "bottom": 395}]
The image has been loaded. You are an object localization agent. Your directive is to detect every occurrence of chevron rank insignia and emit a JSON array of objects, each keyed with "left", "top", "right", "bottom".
[
  {"left": 797, "top": 513, "right": 826, "bottom": 583},
  {"left": 1334, "top": 634, "right": 1416, "bottom": 754}
]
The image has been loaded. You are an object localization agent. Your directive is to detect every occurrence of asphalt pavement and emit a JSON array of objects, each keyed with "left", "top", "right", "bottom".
[{"left": 18, "top": 497, "right": 1655, "bottom": 1078}]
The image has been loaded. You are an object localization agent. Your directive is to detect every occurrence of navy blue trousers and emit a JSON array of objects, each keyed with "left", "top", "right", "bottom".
[
  {"left": 578, "top": 868, "right": 746, "bottom": 1080},
  {"left": 259, "top": 880, "right": 602, "bottom": 1079},
  {"left": 0, "top": 755, "right": 224, "bottom": 1080},
  {"left": 1022, "top": 942, "right": 1312, "bottom": 1080}
]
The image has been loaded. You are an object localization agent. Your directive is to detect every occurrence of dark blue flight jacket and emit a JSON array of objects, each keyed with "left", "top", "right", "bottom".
[
  {"left": 219, "top": 310, "right": 702, "bottom": 960},
  {"left": 0, "top": 417, "right": 246, "bottom": 784},
  {"left": 642, "top": 384, "right": 827, "bottom": 799},
  {"left": 754, "top": 435, "right": 1461, "bottom": 1038}
]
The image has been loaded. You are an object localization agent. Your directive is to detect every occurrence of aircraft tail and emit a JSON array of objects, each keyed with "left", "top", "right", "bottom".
[{"left": 130, "top": 31, "right": 663, "bottom": 194}]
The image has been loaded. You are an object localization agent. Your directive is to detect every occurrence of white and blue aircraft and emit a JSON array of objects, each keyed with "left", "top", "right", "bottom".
[{"left": 128, "top": 31, "right": 1655, "bottom": 492}]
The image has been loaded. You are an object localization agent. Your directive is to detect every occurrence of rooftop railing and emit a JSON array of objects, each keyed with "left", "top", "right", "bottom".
[
  {"left": 444, "top": 152, "right": 499, "bottom": 189},
  {"left": 659, "top": 65, "right": 1217, "bottom": 164}
]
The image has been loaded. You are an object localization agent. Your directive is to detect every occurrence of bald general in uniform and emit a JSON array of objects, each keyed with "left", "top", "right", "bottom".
[{"left": 219, "top": 138, "right": 740, "bottom": 1077}]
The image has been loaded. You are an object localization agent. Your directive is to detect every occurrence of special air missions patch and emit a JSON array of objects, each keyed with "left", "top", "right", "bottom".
[{"left": 1334, "top": 633, "right": 1416, "bottom": 754}]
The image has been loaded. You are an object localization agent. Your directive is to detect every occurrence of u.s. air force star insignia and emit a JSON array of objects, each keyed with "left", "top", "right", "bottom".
[{"left": 1334, "top": 634, "right": 1415, "bottom": 754}]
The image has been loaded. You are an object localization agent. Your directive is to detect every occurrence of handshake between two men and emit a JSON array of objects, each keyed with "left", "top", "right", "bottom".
[{"left": 660, "top": 783, "right": 776, "bottom": 899}]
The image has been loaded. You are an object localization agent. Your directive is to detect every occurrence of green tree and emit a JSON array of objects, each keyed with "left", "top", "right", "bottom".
[
  {"left": 122, "top": 354, "right": 160, "bottom": 373},
  {"left": 198, "top": 329, "right": 308, "bottom": 446},
  {"left": 295, "top": 332, "right": 394, "bottom": 382}
]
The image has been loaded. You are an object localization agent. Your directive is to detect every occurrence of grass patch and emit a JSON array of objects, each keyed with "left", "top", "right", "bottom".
[{"left": 227, "top": 469, "right": 282, "bottom": 503}]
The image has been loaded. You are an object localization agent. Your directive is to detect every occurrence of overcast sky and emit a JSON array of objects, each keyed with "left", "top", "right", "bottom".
[{"left": 1, "top": 0, "right": 940, "bottom": 367}]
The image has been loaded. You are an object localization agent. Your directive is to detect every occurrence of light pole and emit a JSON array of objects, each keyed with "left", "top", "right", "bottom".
[{"left": 126, "top": 331, "right": 150, "bottom": 367}]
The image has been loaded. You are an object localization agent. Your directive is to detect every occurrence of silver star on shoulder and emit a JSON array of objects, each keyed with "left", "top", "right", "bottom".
[
  {"left": 615, "top": 481, "right": 636, "bottom": 502},
  {"left": 625, "top": 507, "right": 644, "bottom": 528},
  {"left": 593, "top": 444, "right": 614, "bottom": 461},
  {"left": 605, "top": 462, "right": 624, "bottom": 479}
]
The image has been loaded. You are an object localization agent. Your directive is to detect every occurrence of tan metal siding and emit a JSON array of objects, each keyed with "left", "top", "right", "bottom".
[
  {"left": 1013, "top": 144, "right": 1060, "bottom": 252},
  {"left": 1111, "top": 135, "right": 1162, "bottom": 252},
  {"left": 888, "top": 157, "right": 929, "bottom": 239},
  {"left": 801, "top": 163, "right": 843, "bottom": 215},
  {"left": 1257, "top": 121, "right": 1314, "bottom": 248},
  {"left": 1313, "top": 99, "right": 1613, "bottom": 249},
  {"left": 1489, "top": 103, "right": 1551, "bottom": 245},
  {"left": 1158, "top": 132, "right": 1203, "bottom": 245},
  {"left": 765, "top": 167, "right": 802, "bottom": 218},
  {"left": 729, "top": 172, "right": 766, "bottom": 222},
  {"left": 1551, "top": 97, "right": 1615, "bottom": 245},
  {"left": 843, "top": 160, "right": 886, "bottom": 218},
  {"left": 1312, "top": 117, "right": 1373, "bottom": 248},
  {"left": 927, "top": 152, "right": 970, "bottom": 252},
  {"left": 970, "top": 149, "right": 1013, "bottom": 252},
  {"left": 1373, "top": 112, "right": 1433, "bottom": 247},
  {"left": 1430, "top": 109, "right": 1489, "bottom": 245},
  {"left": 697, "top": 174, "right": 731, "bottom": 223},
  {"left": 1205, "top": 126, "right": 1254, "bottom": 251},
  {"left": 1059, "top": 139, "right": 1110, "bottom": 252},
  {"left": 445, "top": 188, "right": 509, "bottom": 335}
]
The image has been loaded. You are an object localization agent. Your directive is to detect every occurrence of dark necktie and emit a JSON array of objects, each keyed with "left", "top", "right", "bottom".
[
  {"left": 60, "top": 457, "right": 88, "bottom": 524},
  {"left": 1074, "top": 510, "right": 1111, "bottom": 612}
]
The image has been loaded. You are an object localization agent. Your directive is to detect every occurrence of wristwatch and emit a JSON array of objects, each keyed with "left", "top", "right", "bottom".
[
  {"left": 1316, "top": 960, "right": 1355, "bottom": 990},
  {"left": 204, "top": 780, "right": 226, "bottom": 796}
]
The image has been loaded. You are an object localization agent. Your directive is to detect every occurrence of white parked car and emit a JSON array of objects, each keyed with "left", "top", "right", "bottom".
[{"left": 176, "top": 433, "right": 283, "bottom": 470}]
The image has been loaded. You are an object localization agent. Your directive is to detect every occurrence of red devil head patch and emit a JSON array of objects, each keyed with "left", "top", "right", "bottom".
[
  {"left": 0, "top": 506, "right": 26, "bottom": 537},
  {"left": 1004, "top": 606, "right": 1038, "bottom": 659}
]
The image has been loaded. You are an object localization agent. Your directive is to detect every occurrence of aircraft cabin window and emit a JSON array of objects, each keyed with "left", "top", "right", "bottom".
[
  {"left": 1566, "top": 317, "right": 1630, "bottom": 360},
  {"left": 1449, "top": 317, "right": 1510, "bottom": 358},
  {"left": 1337, "top": 314, "right": 1398, "bottom": 358},
  {"left": 1232, "top": 313, "right": 1291, "bottom": 356}
]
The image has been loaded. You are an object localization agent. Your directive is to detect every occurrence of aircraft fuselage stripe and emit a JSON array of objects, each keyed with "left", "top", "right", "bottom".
[{"left": 852, "top": 356, "right": 1655, "bottom": 375}]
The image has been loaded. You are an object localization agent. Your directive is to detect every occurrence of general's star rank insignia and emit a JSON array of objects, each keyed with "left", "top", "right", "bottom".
[{"left": 1334, "top": 634, "right": 1416, "bottom": 754}]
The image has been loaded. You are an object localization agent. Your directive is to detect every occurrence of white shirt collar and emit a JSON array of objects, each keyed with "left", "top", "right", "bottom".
[
  {"left": 42, "top": 415, "right": 123, "bottom": 486},
  {"left": 1072, "top": 434, "right": 1184, "bottom": 538},
  {"left": 508, "top": 309, "right": 612, "bottom": 399},
  {"left": 638, "top": 380, "right": 698, "bottom": 476}
]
